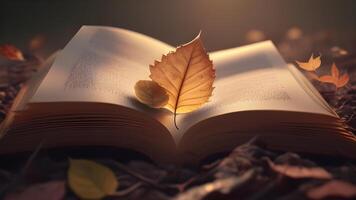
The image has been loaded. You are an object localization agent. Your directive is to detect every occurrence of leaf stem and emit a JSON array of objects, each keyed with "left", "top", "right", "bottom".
[
  {"left": 174, "top": 113, "right": 179, "bottom": 130},
  {"left": 112, "top": 182, "right": 142, "bottom": 197},
  {"left": 173, "top": 44, "right": 196, "bottom": 130}
]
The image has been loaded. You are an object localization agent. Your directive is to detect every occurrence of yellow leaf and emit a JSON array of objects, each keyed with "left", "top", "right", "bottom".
[
  {"left": 296, "top": 54, "right": 321, "bottom": 71},
  {"left": 149, "top": 32, "right": 215, "bottom": 127},
  {"left": 134, "top": 80, "right": 169, "bottom": 108},
  {"left": 68, "top": 159, "right": 118, "bottom": 199}
]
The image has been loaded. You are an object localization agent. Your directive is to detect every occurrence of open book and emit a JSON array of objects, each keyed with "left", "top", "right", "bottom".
[{"left": 0, "top": 26, "right": 355, "bottom": 164}]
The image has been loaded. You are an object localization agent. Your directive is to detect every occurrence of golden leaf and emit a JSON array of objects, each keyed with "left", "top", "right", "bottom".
[
  {"left": 149, "top": 32, "right": 215, "bottom": 127},
  {"left": 0, "top": 44, "right": 25, "bottom": 61},
  {"left": 296, "top": 53, "right": 321, "bottom": 71},
  {"left": 318, "top": 63, "right": 349, "bottom": 88},
  {"left": 134, "top": 80, "right": 169, "bottom": 108},
  {"left": 68, "top": 159, "right": 119, "bottom": 199}
]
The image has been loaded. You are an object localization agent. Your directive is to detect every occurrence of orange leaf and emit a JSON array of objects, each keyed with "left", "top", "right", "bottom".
[
  {"left": 331, "top": 63, "right": 339, "bottom": 78},
  {"left": 149, "top": 32, "right": 215, "bottom": 128},
  {"left": 268, "top": 159, "right": 332, "bottom": 179},
  {"left": 319, "top": 63, "right": 349, "bottom": 88},
  {"left": 318, "top": 75, "right": 335, "bottom": 84},
  {"left": 307, "top": 180, "right": 356, "bottom": 199},
  {"left": 134, "top": 80, "right": 169, "bottom": 108},
  {"left": 336, "top": 73, "right": 349, "bottom": 88},
  {"left": 296, "top": 54, "right": 321, "bottom": 71},
  {"left": 0, "top": 44, "right": 25, "bottom": 61}
]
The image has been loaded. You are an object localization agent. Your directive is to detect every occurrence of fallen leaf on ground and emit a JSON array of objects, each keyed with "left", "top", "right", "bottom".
[
  {"left": 148, "top": 32, "right": 215, "bottom": 128},
  {"left": 4, "top": 181, "right": 65, "bottom": 200},
  {"left": 68, "top": 159, "right": 119, "bottom": 199},
  {"left": 174, "top": 169, "right": 255, "bottom": 200},
  {"left": 134, "top": 80, "right": 169, "bottom": 108},
  {"left": 306, "top": 180, "right": 356, "bottom": 199},
  {"left": 296, "top": 54, "right": 321, "bottom": 71},
  {"left": 0, "top": 44, "right": 25, "bottom": 61},
  {"left": 267, "top": 159, "right": 332, "bottom": 179},
  {"left": 318, "top": 63, "right": 349, "bottom": 88}
]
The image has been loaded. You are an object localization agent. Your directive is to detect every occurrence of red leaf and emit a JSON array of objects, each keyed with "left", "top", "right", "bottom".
[
  {"left": 4, "top": 181, "right": 66, "bottom": 200},
  {"left": 307, "top": 180, "right": 356, "bottom": 199},
  {"left": 0, "top": 44, "right": 25, "bottom": 61}
]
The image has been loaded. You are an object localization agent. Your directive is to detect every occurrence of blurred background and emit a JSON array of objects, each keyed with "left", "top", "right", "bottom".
[{"left": 1, "top": 0, "right": 356, "bottom": 63}]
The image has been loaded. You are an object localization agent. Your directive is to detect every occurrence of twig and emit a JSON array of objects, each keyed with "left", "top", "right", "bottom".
[
  {"left": 112, "top": 161, "right": 171, "bottom": 191},
  {"left": 202, "top": 159, "right": 221, "bottom": 170},
  {"left": 20, "top": 140, "right": 44, "bottom": 175},
  {"left": 169, "top": 176, "right": 197, "bottom": 193},
  {"left": 112, "top": 182, "right": 143, "bottom": 197}
]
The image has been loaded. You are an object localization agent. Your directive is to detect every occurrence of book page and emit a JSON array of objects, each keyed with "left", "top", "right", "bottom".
[
  {"left": 31, "top": 26, "right": 173, "bottom": 107},
  {"left": 176, "top": 41, "right": 333, "bottom": 137},
  {"left": 30, "top": 26, "right": 182, "bottom": 138},
  {"left": 29, "top": 27, "right": 334, "bottom": 144}
]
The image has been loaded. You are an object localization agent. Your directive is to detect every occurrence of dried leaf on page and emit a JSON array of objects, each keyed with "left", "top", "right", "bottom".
[{"left": 149, "top": 32, "right": 215, "bottom": 127}]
